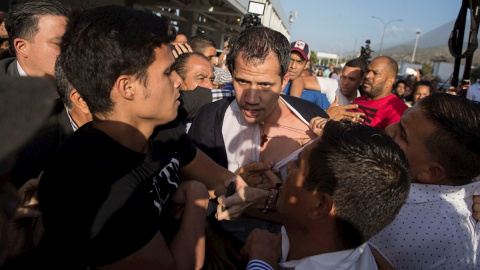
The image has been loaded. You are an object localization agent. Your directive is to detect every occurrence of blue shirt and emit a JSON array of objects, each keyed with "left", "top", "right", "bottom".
[{"left": 282, "top": 81, "right": 330, "bottom": 110}]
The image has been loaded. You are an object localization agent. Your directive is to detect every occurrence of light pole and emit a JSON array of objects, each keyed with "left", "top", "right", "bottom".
[
  {"left": 371, "top": 16, "right": 402, "bottom": 56},
  {"left": 411, "top": 31, "right": 421, "bottom": 63}
]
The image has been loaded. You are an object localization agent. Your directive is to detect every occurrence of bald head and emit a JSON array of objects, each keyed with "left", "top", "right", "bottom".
[{"left": 376, "top": 56, "right": 398, "bottom": 78}]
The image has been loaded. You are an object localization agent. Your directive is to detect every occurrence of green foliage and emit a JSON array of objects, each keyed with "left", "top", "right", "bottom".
[
  {"left": 422, "top": 62, "right": 433, "bottom": 75},
  {"left": 310, "top": 50, "right": 318, "bottom": 66}
]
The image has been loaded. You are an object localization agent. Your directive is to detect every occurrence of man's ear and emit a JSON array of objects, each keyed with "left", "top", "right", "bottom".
[
  {"left": 70, "top": 89, "right": 90, "bottom": 115},
  {"left": 417, "top": 162, "right": 445, "bottom": 184},
  {"left": 113, "top": 75, "right": 135, "bottom": 100},
  {"left": 308, "top": 192, "right": 333, "bottom": 220},
  {"left": 13, "top": 38, "right": 28, "bottom": 58},
  {"left": 282, "top": 72, "right": 291, "bottom": 91}
]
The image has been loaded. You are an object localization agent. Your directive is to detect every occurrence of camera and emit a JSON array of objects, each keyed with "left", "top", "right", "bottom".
[
  {"left": 240, "top": 1, "right": 265, "bottom": 29},
  {"left": 360, "top": 39, "right": 374, "bottom": 63}
]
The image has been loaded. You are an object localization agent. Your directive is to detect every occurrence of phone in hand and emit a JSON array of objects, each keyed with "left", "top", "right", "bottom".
[{"left": 222, "top": 181, "right": 236, "bottom": 212}]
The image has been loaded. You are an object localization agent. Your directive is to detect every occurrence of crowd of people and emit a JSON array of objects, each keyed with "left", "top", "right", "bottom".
[{"left": 0, "top": 1, "right": 480, "bottom": 269}]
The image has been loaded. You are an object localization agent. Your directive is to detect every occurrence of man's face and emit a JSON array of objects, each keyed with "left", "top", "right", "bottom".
[
  {"left": 385, "top": 105, "right": 436, "bottom": 183},
  {"left": 0, "top": 21, "right": 7, "bottom": 39},
  {"left": 395, "top": 82, "right": 406, "bottom": 96},
  {"left": 201, "top": 46, "right": 217, "bottom": 67},
  {"left": 340, "top": 66, "right": 363, "bottom": 99},
  {"left": 288, "top": 51, "right": 308, "bottom": 80},
  {"left": 24, "top": 15, "right": 67, "bottom": 78},
  {"left": 133, "top": 46, "right": 182, "bottom": 125},
  {"left": 329, "top": 65, "right": 334, "bottom": 71},
  {"left": 172, "top": 34, "right": 187, "bottom": 45},
  {"left": 233, "top": 52, "right": 289, "bottom": 124},
  {"left": 412, "top": 85, "right": 430, "bottom": 105},
  {"left": 363, "top": 58, "right": 392, "bottom": 99},
  {"left": 276, "top": 139, "right": 317, "bottom": 227},
  {"left": 181, "top": 55, "right": 214, "bottom": 90}
]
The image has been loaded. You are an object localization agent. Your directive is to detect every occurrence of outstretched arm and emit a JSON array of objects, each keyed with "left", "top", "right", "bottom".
[{"left": 289, "top": 76, "right": 322, "bottom": 98}]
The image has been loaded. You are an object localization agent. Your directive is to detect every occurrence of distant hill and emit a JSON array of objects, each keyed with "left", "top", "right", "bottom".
[
  {"left": 373, "top": 21, "right": 480, "bottom": 66},
  {"left": 376, "top": 19, "right": 480, "bottom": 67}
]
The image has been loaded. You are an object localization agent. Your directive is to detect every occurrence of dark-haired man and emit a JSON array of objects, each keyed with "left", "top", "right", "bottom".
[
  {"left": 369, "top": 93, "right": 480, "bottom": 269},
  {"left": 190, "top": 35, "right": 232, "bottom": 89},
  {"left": 282, "top": 40, "right": 330, "bottom": 110},
  {"left": 0, "top": 0, "right": 70, "bottom": 79},
  {"left": 188, "top": 26, "right": 329, "bottom": 268},
  {"left": 242, "top": 120, "right": 410, "bottom": 269},
  {"left": 350, "top": 56, "right": 408, "bottom": 129},
  {"left": 38, "top": 5, "right": 241, "bottom": 269}
]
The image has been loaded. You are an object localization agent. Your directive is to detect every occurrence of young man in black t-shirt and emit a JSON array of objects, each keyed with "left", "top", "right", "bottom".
[{"left": 38, "top": 6, "right": 241, "bottom": 269}]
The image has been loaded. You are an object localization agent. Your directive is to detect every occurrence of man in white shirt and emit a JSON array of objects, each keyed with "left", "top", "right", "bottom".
[
  {"left": 369, "top": 93, "right": 480, "bottom": 269},
  {"left": 242, "top": 120, "right": 410, "bottom": 270},
  {"left": 0, "top": 0, "right": 70, "bottom": 79}
]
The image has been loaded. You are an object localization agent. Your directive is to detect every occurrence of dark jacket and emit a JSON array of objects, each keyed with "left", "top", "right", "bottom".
[{"left": 188, "top": 95, "right": 329, "bottom": 168}]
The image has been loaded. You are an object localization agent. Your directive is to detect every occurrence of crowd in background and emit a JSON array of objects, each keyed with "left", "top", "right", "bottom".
[{"left": 0, "top": 1, "right": 480, "bottom": 270}]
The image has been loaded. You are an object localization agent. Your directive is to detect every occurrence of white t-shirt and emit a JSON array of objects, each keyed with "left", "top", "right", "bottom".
[
  {"left": 369, "top": 180, "right": 480, "bottom": 269},
  {"left": 279, "top": 227, "right": 378, "bottom": 269},
  {"left": 316, "top": 77, "right": 360, "bottom": 105}
]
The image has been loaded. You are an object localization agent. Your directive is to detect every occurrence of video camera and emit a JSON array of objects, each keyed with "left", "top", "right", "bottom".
[
  {"left": 360, "top": 39, "right": 374, "bottom": 63},
  {"left": 240, "top": 1, "right": 265, "bottom": 28}
]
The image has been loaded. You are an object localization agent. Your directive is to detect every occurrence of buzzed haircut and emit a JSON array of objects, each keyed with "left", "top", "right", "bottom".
[
  {"left": 60, "top": 5, "right": 170, "bottom": 117},
  {"left": 173, "top": 52, "right": 212, "bottom": 81},
  {"left": 226, "top": 27, "right": 290, "bottom": 78},
  {"left": 344, "top": 58, "right": 367, "bottom": 77},
  {"left": 189, "top": 35, "right": 216, "bottom": 53},
  {"left": 418, "top": 94, "right": 480, "bottom": 185},
  {"left": 305, "top": 120, "right": 410, "bottom": 247},
  {"left": 5, "top": 0, "right": 71, "bottom": 56}
]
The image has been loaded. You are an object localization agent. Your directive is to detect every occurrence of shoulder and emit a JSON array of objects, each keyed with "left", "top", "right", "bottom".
[
  {"left": 0, "top": 57, "right": 17, "bottom": 76},
  {"left": 282, "top": 95, "right": 329, "bottom": 119}
]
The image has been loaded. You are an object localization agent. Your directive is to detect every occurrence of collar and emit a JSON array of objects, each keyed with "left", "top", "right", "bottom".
[
  {"left": 16, "top": 61, "right": 28, "bottom": 76},
  {"left": 407, "top": 178, "right": 480, "bottom": 204}
]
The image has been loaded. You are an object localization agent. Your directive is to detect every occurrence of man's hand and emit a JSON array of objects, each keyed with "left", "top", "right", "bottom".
[
  {"left": 235, "top": 162, "right": 281, "bottom": 189},
  {"left": 309, "top": 116, "right": 329, "bottom": 136},
  {"left": 325, "top": 96, "right": 365, "bottom": 121},
  {"left": 171, "top": 43, "right": 192, "bottom": 58},
  {"left": 6, "top": 173, "right": 43, "bottom": 258},
  {"left": 241, "top": 228, "right": 281, "bottom": 269},
  {"left": 215, "top": 177, "right": 268, "bottom": 221}
]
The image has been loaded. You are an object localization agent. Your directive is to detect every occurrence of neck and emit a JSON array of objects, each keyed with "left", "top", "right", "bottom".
[
  {"left": 367, "top": 89, "right": 392, "bottom": 101},
  {"left": 92, "top": 118, "right": 153, "bottom": 153},
  {"left": 285, "top": 223, "right": 343, "bottom": 261},
  {"left": 69, "top": 107, "right": 91, "bottom": 128},
  {"left": 263, "top": 98, "right": 289, "bottom": 124}
]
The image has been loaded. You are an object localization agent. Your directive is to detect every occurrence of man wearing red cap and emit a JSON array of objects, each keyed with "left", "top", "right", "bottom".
[{"left": 281, "top": 40, "right": 330, "bottom": 110}]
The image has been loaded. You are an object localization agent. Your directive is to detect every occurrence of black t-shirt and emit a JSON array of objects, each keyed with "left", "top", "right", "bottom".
[{"left": 38, "top": 121, "right": 196, "bottom": 267}]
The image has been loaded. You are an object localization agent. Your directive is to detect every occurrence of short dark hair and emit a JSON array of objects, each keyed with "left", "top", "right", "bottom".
[
  {"left": 226, "top": 27, "right": 290, "bottom": 78},
  {"left": 393, "top": 79, "right": 406, "bottom": 89},
  {"left": 189, "top": 35, "right": 216, "bottom": 53},
  {"left": 418, "top": 94, "right": 480, "bottom": 185},
  {"left": 305, "top": 120, "right": 410, "bottom": 247},
  {"left": 413, "top": 80, "right": 431, "bottom": 94},
  {"left": 5, "top": 0, "right": 71, "bottom": 56},
  {"left": 60, "top": 5, "right": 170, "bottom": 117},
  {"left": 54, "top": 55, "right": 73, "bottom": 109},
  {"left": 173, "top": 52, "right": 211, "bottom": 81},
  {"left": 344, "top": 58, "right": 367, "bottom": 77}
]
